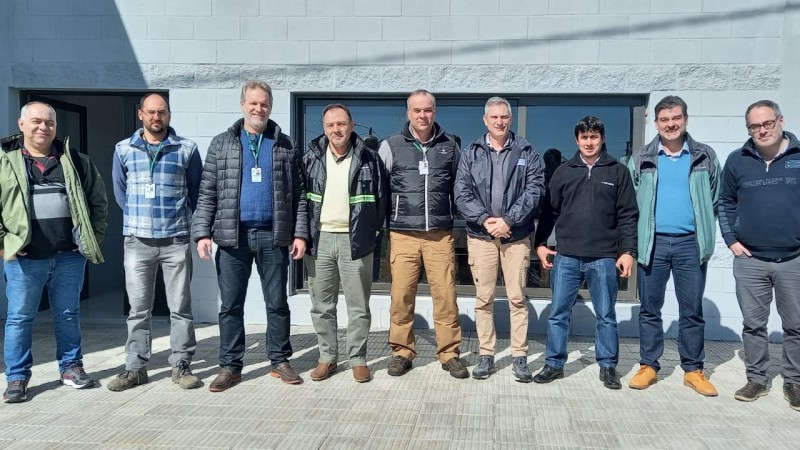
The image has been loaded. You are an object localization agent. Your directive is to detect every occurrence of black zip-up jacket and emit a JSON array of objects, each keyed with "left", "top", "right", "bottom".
[
  {"left": 303, "top": 132, "right": 388, "bottom": 260},
  {"left": 534, "top": 151, "right": 638, "bottom": 258},
  {"left": 191, "top": 119, "right": 308, "bottom": 248},
  {"left": 379, "top": 122, "right": 460, "bottom": 231},
  {"left": 455, "top": 132, "right": 545, "bottom": 243},
  {"left": 718, "top": 131, "right": 800, "bottom": 260}
]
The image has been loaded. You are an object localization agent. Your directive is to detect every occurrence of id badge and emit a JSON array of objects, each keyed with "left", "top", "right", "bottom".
[
  {"left": 144, "top": 183, "right": 156, "bottom": 199},
  {"left": 251, "top": 167, "right": 262, "bottom": 183},
  {"left": 418, "top": 160, "right": 429, "bottom": 175}
]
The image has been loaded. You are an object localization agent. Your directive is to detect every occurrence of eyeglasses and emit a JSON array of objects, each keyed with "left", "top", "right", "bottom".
[
  {"left": 746, "top": 116, "right": 781, "bottom": 133},
  {"left": 141, "top": 109, "right": 169, "bottom": 118}
]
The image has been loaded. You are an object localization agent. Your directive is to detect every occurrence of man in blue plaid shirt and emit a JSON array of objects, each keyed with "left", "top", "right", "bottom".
[{"left": 108, "top": 93, "right": 203, "bottom": 391}]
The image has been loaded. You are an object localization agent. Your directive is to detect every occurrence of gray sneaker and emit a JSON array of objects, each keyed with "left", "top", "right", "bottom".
[
  {"left": 512, "top": 356, "right": 533, "bottom": 383},
  {"left": 107, "top": 368, "right": 148, "bottom": 392},
  {"left": 60, "top": 365, "right": 95, "bottom": 389},
  {"left": 3, "top": 380, "right": 28, "bottom": 403},
  {"left": 472, "top": 355, "right": 495, "bottom": 380},
  {"left": 172, "top": 361, "right": 201, "bottom": 389}
]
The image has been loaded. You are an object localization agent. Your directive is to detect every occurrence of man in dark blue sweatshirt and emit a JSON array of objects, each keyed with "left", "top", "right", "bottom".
[
  {"left": 533, "top": 116, "right": 638, "bottom": 390},
  {"left": 719, "top": 100, "right": 800, "bottom": 411}
]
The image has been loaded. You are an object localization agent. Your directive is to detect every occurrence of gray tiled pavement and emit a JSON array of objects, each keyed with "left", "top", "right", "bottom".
[{"left": 1, "top": 318, "right": 798, "bottom": 449}]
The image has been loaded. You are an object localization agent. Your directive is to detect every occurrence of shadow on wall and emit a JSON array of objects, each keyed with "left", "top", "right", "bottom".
[
  {"left": 9, "top": 1, "right": 147, "bottom": 91},
  {"left": 363, "top": 4, "right": 797, "bottom": 64}
]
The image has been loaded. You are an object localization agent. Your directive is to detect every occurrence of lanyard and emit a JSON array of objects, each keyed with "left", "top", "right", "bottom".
[
  {"left": 247, "top": 132, "right": 263, "bottom": 165},
  {"left": 145, "top": 141, "right": 165, "bottom": 179},
  {"left": 412, "top": 141, "right": 428, "bottom": 158}
]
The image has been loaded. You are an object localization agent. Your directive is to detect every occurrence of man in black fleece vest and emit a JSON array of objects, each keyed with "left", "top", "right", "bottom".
[
  {"left": 719, "top": 100, "right": 800, "bottom": 411},
  {"left": 533, "top": 116, "right": 638, "bottom": 390}
]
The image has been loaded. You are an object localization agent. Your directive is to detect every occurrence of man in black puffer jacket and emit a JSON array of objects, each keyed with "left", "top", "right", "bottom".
[
  {"left": 303, "top": 104, "right": 387, "bottom": 383},
  {"left": 192, "top": 80, "right": 308, "bottom": 391},
  {"left": 378, "top": 89, "right": 468, "bottom": 379}
]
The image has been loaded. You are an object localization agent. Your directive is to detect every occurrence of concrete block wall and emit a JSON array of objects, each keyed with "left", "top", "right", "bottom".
[{"left": 2, "top": 0, "right": 799, "bottom": 342}]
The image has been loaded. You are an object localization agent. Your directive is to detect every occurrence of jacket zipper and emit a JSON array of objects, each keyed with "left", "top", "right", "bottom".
[
  {"left": 394, "top": 194, "right": 400, "bottom": 221},
  {"left": 424, "top": 168, "right": 429, "bottom": 231}
]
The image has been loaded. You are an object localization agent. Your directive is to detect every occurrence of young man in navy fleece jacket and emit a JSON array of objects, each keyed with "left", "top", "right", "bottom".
[
  {"left": 533, "top": 116, "right": 638, "bottom": 390},
  {"left": 718, "top": 100, "right": 800, "bottom": 411}
]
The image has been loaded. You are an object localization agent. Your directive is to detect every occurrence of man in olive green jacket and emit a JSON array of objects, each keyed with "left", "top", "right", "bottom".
[
  {"left": 2, "top": 101, "right": 107, "bottom": 403},
  {"left": 627, "top": 95, "right": 720, "bottom": 397}
]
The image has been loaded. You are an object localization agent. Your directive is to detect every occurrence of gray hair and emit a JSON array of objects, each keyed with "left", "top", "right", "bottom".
[
  {"left": 484, "top": 96, "right": 512, "bottom": 117},
  {"left": 240, "top": 80, "right": 273, "bottom": 107},
  {"left": 20, "top": 101, "right": 57, "bottom": 122},
  {"left": 746, "top": 100, "right": 782, "bottom": 121},
  {"left": 407, "top": 89, "right": 436, "bottom": 109}
]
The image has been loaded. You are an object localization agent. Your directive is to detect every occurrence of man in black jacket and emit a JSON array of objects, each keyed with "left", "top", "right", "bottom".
[
  {"left": 719, "top": 100, "right": 800, "bottom": 411},
  {"left": 303, "top": 104, "right": 387, "bottom": 383},
  {"left": 378, "top": 90, "right": 468, "bottom": 378},
  {"left": 455, "top": 96, "right": 544, "bottom": 382},
  {"left": 533, "top": 116, "right": 638, "bottom": 390},
  {"left": 192, "top": 80, "right": 308, "bottom": 391}
]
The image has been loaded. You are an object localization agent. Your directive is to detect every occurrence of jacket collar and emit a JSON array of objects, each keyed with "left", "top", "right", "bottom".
[
  {"left": 400, "top": 121, "right": 444, "bottom": 144},
  {"left": 309, "top": 132, "right": 366, "bottom": 160},
  {"left": 1, "top": 134, "right": 68, "bottom": 155},
  {"left": 740, "top": 131, "right": 800, "bottom": 159},
  {"left": 228, "top": 118, "right": 282, "bottom": 141},
  {"left": 640, "top": 132, "right": 704, "bottom": 162},
  {"left": 567, "top": 150, "right": 616, "bottom": 168}
]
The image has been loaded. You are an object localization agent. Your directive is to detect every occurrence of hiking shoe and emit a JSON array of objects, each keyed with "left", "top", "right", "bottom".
[
  {"left": 684, "top": 370, "right": 718, "bottom": 397},
  {"left": 172, "top": 361, "right": 201, "bottom": 389},
  {"left": 472, "top": 355, "right": 495, "bottom": 380},
  {"left": 783, "top": 383, "right": 800, "bottom": 411},
  {"left": 734, "top": 381, "right": 768, "bottom": 402},
  {"left": 270, "top": 362, "right": 303, "bottom": 385},
  {"left": 107, "top": 368, "right": 149, "bottom": 392},
  {"left": 387, "top": 356, "right": 412, "bottom": 377},
  {"left": 60, "top": 365, "right": 95, "bottom": 389},
  {"left": 442, "top": 357, "right": 469, "bottom": 379},
  {"left": 629, "top": 365, "right": 657, "bottom": 390},
  {"left": 3, "top": 380, "right": 28, "bottom": 403},
  {"left": 512, "top": 356, "right": 533, "bottom": 383}
]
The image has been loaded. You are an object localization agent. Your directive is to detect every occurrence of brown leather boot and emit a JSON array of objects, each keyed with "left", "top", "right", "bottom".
[
  {"left": 352, "top": 365, "right": 372, "bottom": 383},
  {"left": 684, "top": 370, "right": 718, "bottom": 397},
  {"left": 629, "top": 365, "right": 657, "bottom": 390},
  {"left": 310, "top": 362, "right": 337, "bottom": 381}
]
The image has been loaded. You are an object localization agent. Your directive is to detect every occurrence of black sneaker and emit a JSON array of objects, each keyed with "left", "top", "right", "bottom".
[
  {"left": 442, "top": 357, "right": 469, "bottom": 379},
  {"left": 60, "top": 365, "right": 95, "bottom": 389},
  {"left": 783, "top": 383, "right": 800, "bottom": 411},
  {"left": 734, "top": 381, "right": 768, "bottom": 402},
  {"left": 472, "top": 355, "right": 495, "bottom": 380},
  {"left": 512, "top": 356, "right": 533, "bottom": 383},
  {"left": 533, "top": 365, "right": 564, "bottom": 384},
  {"left": 387, "top": 356, "right": 412, "bottom": 377},
  {"left": 3, "top": 380, "right": 28, "bottom": 403}
]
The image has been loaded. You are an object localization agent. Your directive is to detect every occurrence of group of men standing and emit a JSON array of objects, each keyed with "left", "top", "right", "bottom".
[{"left": 2, "top": 83, "right": 799, "bottom": 413}]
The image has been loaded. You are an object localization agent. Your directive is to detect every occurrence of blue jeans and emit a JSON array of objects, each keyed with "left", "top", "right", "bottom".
[
  {"left": 4, "top": 251, "right": 87, "bottom": 382},
  {"left": 637, "top": 233, "right": 707, "bottom": 372},
  {"left": 545, "top": 254, "right": 619, "bottom": 369},
  {"left": 215, "top": 228, "right": 291, "bottom": 369}
]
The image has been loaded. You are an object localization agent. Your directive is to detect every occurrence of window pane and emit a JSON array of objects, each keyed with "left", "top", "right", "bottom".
[{"left": 526, "top": 105, "right": 632, "bottom": 161}]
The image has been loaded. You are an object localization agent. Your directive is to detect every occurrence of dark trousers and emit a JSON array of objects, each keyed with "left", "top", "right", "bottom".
[
  {"left": 215, "top": 228, "right": 291, "bottom": 369},
  {"left": 637, "top": 233, "right": 707, "bottom": 372},
  {"left": 734, "top": 254, "right": 800, "bottom": 385}
]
